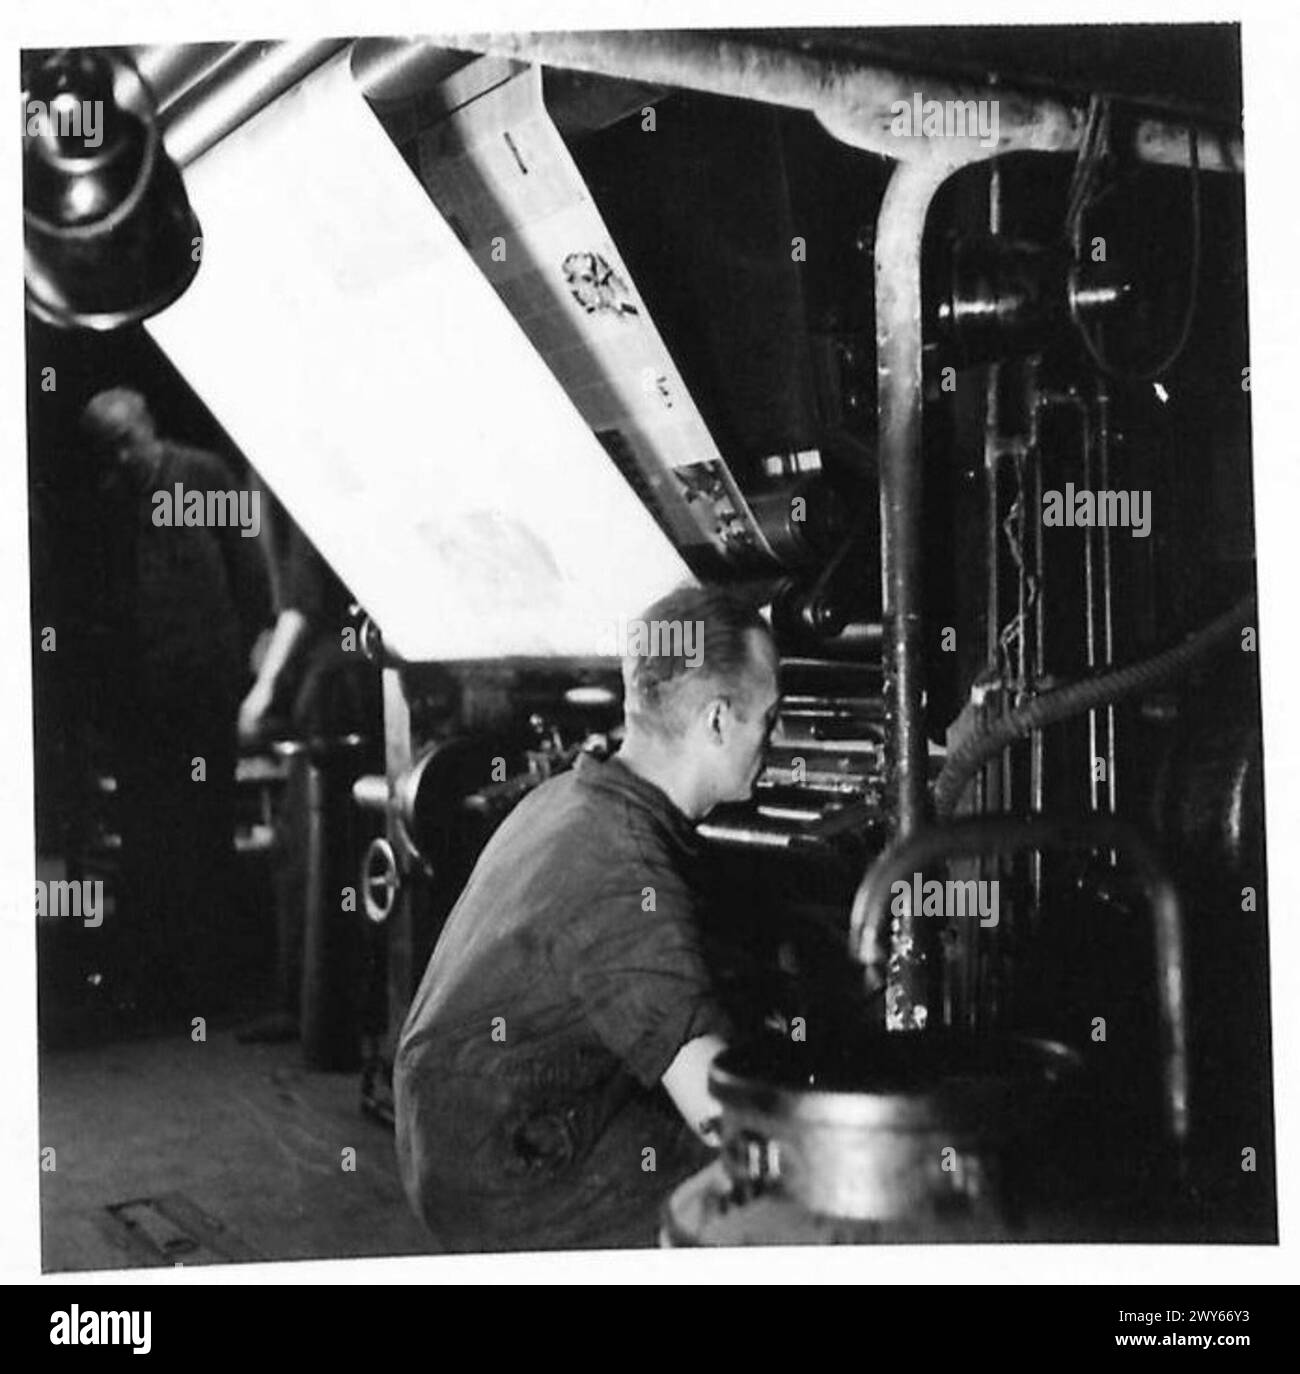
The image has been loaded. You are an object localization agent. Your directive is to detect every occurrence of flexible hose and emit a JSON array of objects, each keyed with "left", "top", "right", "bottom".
[{"left": 934, "top": 593, "right": 1256, "bottom": 817}]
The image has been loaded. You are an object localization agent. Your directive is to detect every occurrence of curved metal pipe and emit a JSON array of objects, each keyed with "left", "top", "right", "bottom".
[
  {"left": 856, "top": 159, "right": 954, "bottom": 1032},
  {"left": 439, "top": 30, "right": 1242, "bottom": 173},
  {"left": 143, "top": 32, "right": 1244, "bottom": 189},
  {"left": 848, "top": 814, "right": 1190, "bottom": 1154},
  {"left": 875, "top": 160, "right": 949, "bottom": 844}
]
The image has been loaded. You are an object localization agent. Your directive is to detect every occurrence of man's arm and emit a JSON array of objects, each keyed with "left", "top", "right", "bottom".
[
  {"left": 661, "top": 1032, "right": 728, "bottom": 1146},
  {"left": 237, "top": 607, "right": 312, "bottom": 744},
  {"left": 237, "top": 519, "right": 334, "bottom": 743}
]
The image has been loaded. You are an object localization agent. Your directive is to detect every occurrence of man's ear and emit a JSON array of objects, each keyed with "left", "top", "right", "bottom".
[{"left": 705, "top": 696, "right": 729, "bottom": 744}]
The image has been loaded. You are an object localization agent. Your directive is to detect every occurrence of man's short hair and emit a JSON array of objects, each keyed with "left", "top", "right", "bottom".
[
  {"left": 621, "top": 583, "right": 774, "bottom": 739},
  {"left": 80, "top": 387, "right": 154, "bottom": 445}
]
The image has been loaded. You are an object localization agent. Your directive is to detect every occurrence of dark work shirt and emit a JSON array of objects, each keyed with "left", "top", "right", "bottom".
[
  {"left": 98, "top": 443, "right": 266, "bottom": 737},
  {"left": 394, "top": 753, "right": 733, "bottom": 1252}
]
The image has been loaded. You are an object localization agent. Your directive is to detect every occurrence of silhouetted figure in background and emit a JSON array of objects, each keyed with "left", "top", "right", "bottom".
[{"left": 80, "top": 387, "right": 267, "bottom": 1020}]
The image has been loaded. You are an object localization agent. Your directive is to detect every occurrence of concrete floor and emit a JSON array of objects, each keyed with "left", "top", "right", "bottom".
[
  {"left": 39, "top": 1028, "right": 433, "bottom": 1272},
  {"left": 38, "top": 1020, "right": 1276, "bottom": 1263}
]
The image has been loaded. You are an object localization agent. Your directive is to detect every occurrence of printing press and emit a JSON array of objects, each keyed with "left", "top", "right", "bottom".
[{"left": 25, "top": 29, "right": 1269, "bottom": 1248}]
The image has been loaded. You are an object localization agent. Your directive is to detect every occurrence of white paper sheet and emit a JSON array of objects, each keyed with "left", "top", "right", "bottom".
[{"left": 148, "top": 53, "right": 691, "bottom": 662}]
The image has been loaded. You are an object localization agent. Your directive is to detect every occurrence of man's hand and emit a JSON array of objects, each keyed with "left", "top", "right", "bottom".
[
  {"left": 661, "top": 1033, "right": 728, "bottom": 1146},
  {"left": 237, "top": 608, "right": 312, "bottom": 746},
  {"left": 237, "top": 681, "right": 274, "bottom": 747}
]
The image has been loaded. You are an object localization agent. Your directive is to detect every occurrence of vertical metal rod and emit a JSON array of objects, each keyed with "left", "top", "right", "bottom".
[
  {"left": 1097, "top": 380, "right": 1118, "bottom": 822},
  {"left": 874, "top": 157, "right": 952, "bottom": 1031},
  {"left": 975, "top": 155, "right": 1003, "bottom": 1036},
  {"left": 996, "top": 433, "right": 1030, "bottom": 1032},
  {"left": 983, "top": 413, "right": 1003, "bottom": 1034},
  {"left": 1014, "top": 445, "right": 1028, "bottom": 706},
  {"left": 1040, "top": 391, "right": 1097, "bottom": 813},
  {"left": 381, "top": 668, "right": 414, "bottom": 1054},
  {"left": 1082, "top": 395, "right": 1100, "bottom": 812},
  {"left": 1027, "top": 364, "right": 1045, "bottom": 931}
]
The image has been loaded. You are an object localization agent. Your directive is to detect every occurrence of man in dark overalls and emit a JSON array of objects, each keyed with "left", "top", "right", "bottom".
[
  {"left": 80, "top": 387, "right": 267, "bottom": 1020},
  {"left": 395, "top": 585, "right": 781, "bottom": 1251}
]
